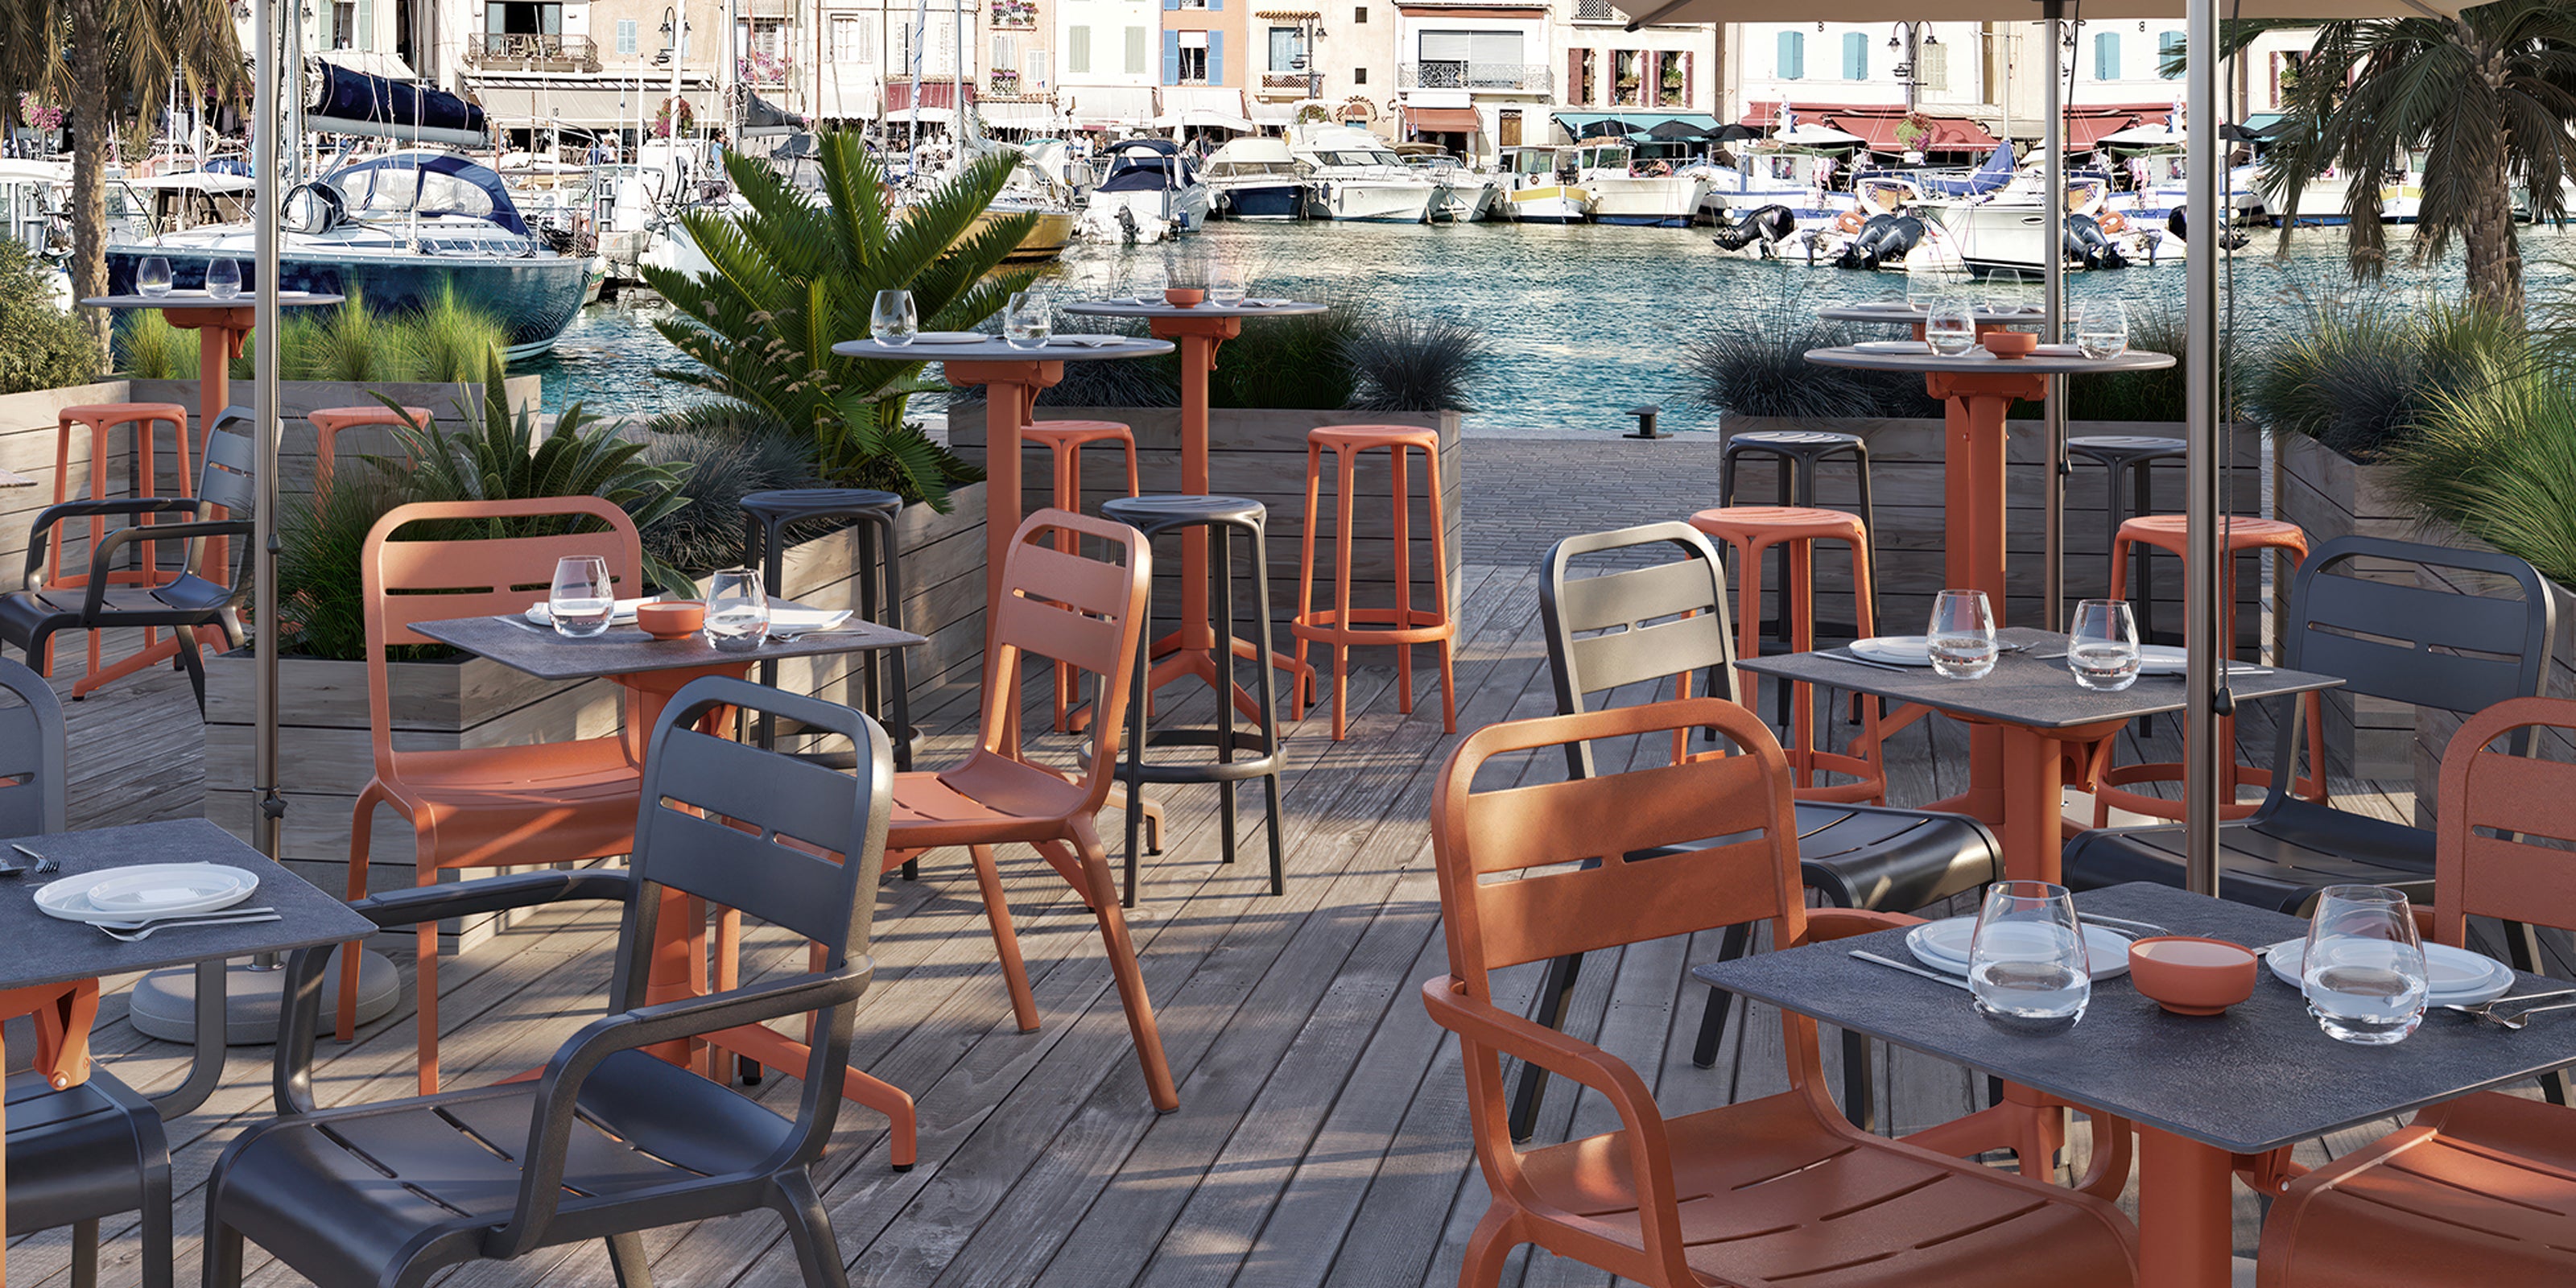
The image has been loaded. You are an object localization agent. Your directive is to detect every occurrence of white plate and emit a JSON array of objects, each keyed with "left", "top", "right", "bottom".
[
  {"left": 769, "top": 607, "right": 852, "bottom": 633},
  {"left": 38, "top": 864, "right": 259, "bottom": 924},
  {"left": 525, "top": 597, "right": 650, "bottom": 627},
  {"left": 1848, "top": 636, "right": 1936, "bottom": 666},
  {"left": 1906, "top": 916, "right": 2133, "bottom": 980},
  {"left": 1855, "top": 340, "right": 1932, "bottom": 354},
  {"left": 2261, "top": 939, "right": 2512, "bottom": 1005},
  {"left": 2033, "top": 343, "right": 2091, "bottom": 357},
  {"left": 908, "top": 331, "right": 989, "bottom": 345},
  {"left": 2124, "top": 645, "right": 2190, "bottom": 675}
]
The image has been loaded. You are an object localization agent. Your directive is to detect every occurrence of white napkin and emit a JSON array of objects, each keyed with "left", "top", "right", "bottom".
[{"left": 768, "top": 607, "right": 852, "bottom": 631}]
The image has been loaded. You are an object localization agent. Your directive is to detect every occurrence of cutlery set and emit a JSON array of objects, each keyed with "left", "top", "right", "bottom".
[{"left": 6, "top": 844, "right": 279, "bottom": 939}]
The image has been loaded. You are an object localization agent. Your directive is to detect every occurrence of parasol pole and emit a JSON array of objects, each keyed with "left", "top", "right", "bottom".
[
  {"left": 252, "top": 0, "right": 281, "bottom": 865},
  {"left": 2041, "top": 2, "right": 2066, "bottom": 630},
  {"left": 2182, "top": 0, "right": 2224, "bottom": 894}
]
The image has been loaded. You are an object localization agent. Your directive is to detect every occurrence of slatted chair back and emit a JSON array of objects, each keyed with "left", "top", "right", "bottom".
[
  {"left": 0, "top": 656, "right": 66, "bottom": 835},
  {"left": 198, "top": 407, "right": 258, "bottom": 515},
  {"left": 976, "top": 508, "right": 1150, "bottom": 816},
  {"left": 1538, "top": 522, "right": 1741, "bottom": 779},
  {"left": 2433, "top": 696, "right": 2576, "bottom": 949}
]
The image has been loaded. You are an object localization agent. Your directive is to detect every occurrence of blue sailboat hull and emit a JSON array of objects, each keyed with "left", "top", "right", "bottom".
[{"left": 101, "top": 246, "right": 589, "bottom": 359}]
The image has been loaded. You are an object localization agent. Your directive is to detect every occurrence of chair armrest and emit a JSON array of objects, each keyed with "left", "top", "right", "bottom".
[
  {"left": 274, "top": 871, "right": 635, "bottom": 1114},
  {"left": 82, "top": 519, "right": 255, "bottom": 615},
  {"left": 1797, "top": 908, "right": 1924, "bottom": 945},
  {"left": 22, "top": 497, "right": 207, "bottom": 590}
]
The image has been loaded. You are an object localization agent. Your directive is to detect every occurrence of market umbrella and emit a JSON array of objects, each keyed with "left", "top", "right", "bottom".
[
  {"left": 1707, "top": 122, "right": 1764, "bottom": 144},
  {"left": 1647, "top": 118, "right": 1711, "bottom": 142}
]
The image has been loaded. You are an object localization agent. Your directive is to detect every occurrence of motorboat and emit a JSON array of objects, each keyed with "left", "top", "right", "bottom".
[
  {"left": 1922, "top": 170, "right": 2183, "bottom": 274},
  {"left": 1576, "top": 140, "right": 1710, "bottom": 228},
  {"left": 1288, "top": 124, "right": 1441, "bottom": 224},
  {"left": 1079, "top": 138, "right": 1210, "bottom": 242},
  {"left": 1699, "top": 147, "right": 1852, "bottom": 228},
  {"left": 1201, "top": 136, "right": 1306, "bottom": 220},
  {"left": 0, "top": 159, "right": 73, "bottom": 308},
  {"left": 1496, "top": 146, "right": 1591, "bottom": 223},
  {"left": 1394, "top": 144, "right": 1499, "bottom": 222},
  {"left": 103, "top": 149, "right": 592, "bottom": 358}
]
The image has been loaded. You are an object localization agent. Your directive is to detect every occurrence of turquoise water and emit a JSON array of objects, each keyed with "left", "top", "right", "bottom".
[{"left": 526, "top": 220, "right": 2562, "bottom": 432}]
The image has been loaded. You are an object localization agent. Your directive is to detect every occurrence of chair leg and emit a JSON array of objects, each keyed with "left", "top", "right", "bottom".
[
  {"left": 604, "top": 1231, "right": 655, "bottom": 1288},
  {"left": 137, "top": 1113, "right": 175, "bottom": 1288},
  {"left": 339, "top": 796, "right": 377, "bottom": 1043},
  {"left": 202, "top": 1220, "right": 246, "bottom": 1288},
  {"left": 1073, "top": 817, "right": 1179, "bottom": 1111},
  {"left": 968, "top": 844, "right": 1041, "bottom": 1031},
  {"left": 416, "top": 919, "right": 440, "bottom": 1095},
  {"left": 71, "top": 1218, "right": 99, "bottom": 1288},
  {"left": 1509, "top": 950, "right": 1583, "bottom": 1141},
  {"left": 1691, "top": 923, "right": 1752, "bottom": 1067},
  {"left": 771, "top": 1170, "right": 852, "bottom": 1288},
  {"left": 1459, "top": 1208, "right": 1519, "bottom": 1288}
]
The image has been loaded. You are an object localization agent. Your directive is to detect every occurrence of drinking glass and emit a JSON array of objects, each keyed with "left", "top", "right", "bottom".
[
  {"left": 1003, "top": 291, "right": 1051, "bottom": 349},
  {"left": 547, "top": 555, "right": 613, "bottom": 638},
  {"left": 2302, "top": 885, "right": 2429, "bottom": 1046},
  {"left": 205, "top": 258, "right": 242, "bottom": 300},
  {"left": 2076, "top": 298, "right": 2131, "bottom": 360},
  {"left": 2066, "top": 598, "right": 2142, "bottom": 691},
  {"left": 1926, "top": 588, "right": 1997, "bottom": 679},
  {"left": 1905, "top": 270, "right": 1947, "bottom": 311},
  {"left": 1208, "top": 260, "right": 1249, "bottom": 306},
  {"left": 703, "top": 566, "right": 770, "bottom": 653},
  {"left": 1925, "top": 299, "right": 1978, "bottom": 357},
  {"left": 1968, "top": 880, "right": 2091, "bottom": 1034},
  {"left": 1126, "top": 262, "right": 1169, "bottom": 304},
  {"left": 1983, "top": 266, "right": 2029, "bottom": 315},
  {"left": 869, "top": 289, "right": 918, "bottom": 346},
  {"left": 136, "top": 256, "right": 172, "bottom": 298}
]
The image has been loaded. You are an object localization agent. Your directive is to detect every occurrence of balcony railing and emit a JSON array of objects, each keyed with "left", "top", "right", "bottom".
[
  {"left": 1397, "top": 62, "right": 1551, "bottom": 93},
  {"left": 989, "top": 70, "right": 1022, "bottom": 94},
  {"left": 1261, "top": 71, "right": 1317, "bottom": 93},
  {"left": 1574, "top": 0, "right": 1618, "bottom": 19},
  {"left": 466, "top": 32, "right": 601, "bottom": 72}
]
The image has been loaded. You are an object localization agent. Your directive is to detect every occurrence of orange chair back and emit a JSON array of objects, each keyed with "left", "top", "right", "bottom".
[
  {"left": 980, "top": 507, "right": 1150, "bottom": 815},
  {"left": 2434, "top": 696, "right": 2576, "bottom": 947}
]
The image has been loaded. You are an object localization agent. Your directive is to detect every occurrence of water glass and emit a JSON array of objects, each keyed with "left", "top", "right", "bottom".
[
  {"left": 205, "top": 258, "right": 242, "bottom": 300},
  {"left": 1003, "top": 291, "right": 1051, "bottom": 349},
  {"left": 1926, "top": 588, "right": 1997, "bottom": 679},
  {"left": 547, "top": 555, "right": 613, "bottom": 638},
  {"left": 2302, "top": 885, "right": 2429, "bottom": 1046},
  {"left": 1983, "top": 267, "right": 2029, "bottom": 315},
  {"left": 1968, "top": 881, "right": 2091, "bottom": 1034},
  {"left": 1905, "top": 270, "right": 1947, "bottom": 311},
  {"left": 869, "top": 289, "right": 918, "bottom": 346},
  {"left": 137, "top": 256, "right": 172, "bottom": 298},
  {"left": 1925, "top": 300, "right": 1977, "bottom": 357},
  {"left": 703, "top": 567, "right": 770, "bottom": 654},
  {"left": 2076, "top": 299, "right": 2130, "bottom": 360},
  {"left": 1208, "top": 261, "right": 1249, "bottom": 306},
  {"left": 2066, "top": 598, "right": 2142, "bottom": 691}
]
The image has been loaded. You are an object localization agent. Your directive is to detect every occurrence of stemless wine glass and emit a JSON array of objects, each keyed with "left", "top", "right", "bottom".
[
  {"left": 1983, "top": 266, "right": 2029, "bottom": 315},
  {"left": 136, "top": 256, "right": 173, "bottom": 298},
  {"left": 547, "top": 555, "right": 614, "bottom": 638},
  {"left": 702, "top": 567, "right": 770, "bottom": 654},
  {"left": 1905, "top": 270, "right": 1947, "bottom": 312},
  {"left": 1208, "top": 260, "right": 1249, "bottom": 306},
  {"left": 869, "top": 289, "right": 919, "bottom": 345},
  {"left": 205, "top": 258, "right": 242, "bottom": 300},
  {"left": 1003, "top": 291, "right": 1051, "bottom": 349},
  {"left": 1925, "top": 299, "right": 1978, "bottom": 357},
  {"left": 1968, "top": 880, "right": 2091, "bottom": 1034},
  {"left": 2302, "top": 885, "right": 2429, "bottom": 1046},
  {"left": 2066, "top": 598, "right": 2142, "bottom": 691},
  {"left": 2076, "top": 298, "right": 2131, "bottom": 360},
  {"left": 1927, "top": 588, "right": 1997, "bottom": 679}
]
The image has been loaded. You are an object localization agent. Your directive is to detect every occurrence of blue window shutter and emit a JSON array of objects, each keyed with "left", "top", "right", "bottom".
[
  {"left": 2095, "top": 31, "right": 2120, "bottom": 80},
  {"left": 1778, "top": 31, "right": 1802, "bottom": 81},
  {"left": 1163, "top": 30, "right": 1180, "bottom": 83},
  {"left": 2158, "top": 31, "right": 2183, "bottom": 79},
  {"left": 1209, "top": 0, "right": 1222, "bottom": 10},
  {"left": 355, "top": 0, "right": 371, "bottom": 47},
  {"left": 1208, "top": 31, "right": 1224, "bottom": 82},
  {"left": 1842, "top": 31, "right": 1864, "bottom": 80},
  {"left": 1163, "top": 0, "right": 1179, "bottom": 10}
]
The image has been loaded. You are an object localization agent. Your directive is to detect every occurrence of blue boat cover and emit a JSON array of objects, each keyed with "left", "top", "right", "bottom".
[
  {"left": 1918, "top": 142, "right": 2017, "bottom": 198},
  {"left": 307, "top": 61, "right": 487, "bottom": 137},
  {"left": 325, "top": 151, "right": 530, "bottom": 237}
]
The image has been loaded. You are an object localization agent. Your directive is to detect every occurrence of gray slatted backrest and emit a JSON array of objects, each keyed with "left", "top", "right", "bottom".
[
  {"left": 0, "top": 658, "right": 65, "bottom": 836},
  {"left": 199, "top": 408, "right": 258, "bottom": 515},
  {"left": 1540, "top": 522, "right": 1740, "bottom": 778}
]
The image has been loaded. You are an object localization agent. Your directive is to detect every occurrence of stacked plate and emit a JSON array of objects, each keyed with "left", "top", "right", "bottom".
[
  {"left": 37, "top": 864, "right": 260, "bottom": 925},
  {"left": 1848, "top": 635, "right": 1936, "bottom": 666},
  {"left": 2261, "top": 939, "right": 2513, "bottom": 1008},
  {"left": 1905, "top": 914, "right": 2136, "bottom": 981}
]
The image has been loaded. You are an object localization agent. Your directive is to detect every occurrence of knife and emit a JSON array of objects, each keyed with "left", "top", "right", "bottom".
[
  {"left": 1851, "top": 950, "right": 1975, "bottom": 992},
  {"left": 1821, "top": 650, "right": 1911, "bottom": 674}
]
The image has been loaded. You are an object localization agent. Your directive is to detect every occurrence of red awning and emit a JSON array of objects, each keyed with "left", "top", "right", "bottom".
[
  {"left": 1814, "top": 106, "right": 1999, "bottom": 153},
  {"left": 2061, "top": 107, "right": 2152, "bottom": 149},
  {"left": 885, "top": 81, "right": 976, "bottom": 111},
  {"left": 1405, "top": 106, "right": 1481, "bottom": 135}
]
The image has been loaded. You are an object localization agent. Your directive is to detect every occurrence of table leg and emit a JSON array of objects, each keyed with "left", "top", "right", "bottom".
[
  {"left": 198, "top": 325, "right": 232, "bottom": 428},
  {"left": 619, "top": 665, "right": 749, "bottom": 1075},
  {"left": 2138, "top": 1125, "right": 2236, "bottom": 1288},
  {"left": 1999, "top": 724, "right": 2066, "bottom": 886}
]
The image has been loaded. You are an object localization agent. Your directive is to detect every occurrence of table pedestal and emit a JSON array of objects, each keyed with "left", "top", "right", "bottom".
[
  {"left": 2139, "top": 1125, "right": 2236, "bottom": 1288},
  {"left": 951, "top": 358, "right": 1065, "bottom": 753}
]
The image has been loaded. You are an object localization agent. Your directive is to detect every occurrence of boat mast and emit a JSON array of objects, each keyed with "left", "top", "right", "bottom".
[{"left": 907, "top": 0, "right": 929, "bottom": 176}]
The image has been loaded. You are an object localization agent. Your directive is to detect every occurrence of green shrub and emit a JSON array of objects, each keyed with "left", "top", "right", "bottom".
[
  {"left": 1341, "top": 312, "right": 1486, "bottom": 413},
  {"left": 2242, "top": 299, "right": 2520, "bottom": 461},
  {"left": 635, "top": 407, "right": 819, "bottom": 588},
  {"left": 276, "top": 468, "right": 417, "bottom": 661},
  {"left": 1686, "top": 297, "right": 1940, "bottom": 420},
  {"left": 409, "top": 286, "right": 508, "bottom": 382},
  {"left": 0, "top": 242, "right": 100, "bottom": 393},
  {"left": 140, "top": 296, "right": 506, "bottom": 385},
  {"left": 311, "top": 291, "right": 415, "bottom": 382},
  {"left": 2391, "top": 357, "right": 2576, "bottom": 588},
  {"left": 115, "top": 308, "right": 196, "bottom": 380},
  {"left": 1212, "top": 303, "right": 1362, "bottom": 410}
]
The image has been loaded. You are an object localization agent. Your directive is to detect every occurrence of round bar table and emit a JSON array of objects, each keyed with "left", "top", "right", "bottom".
[
  {"left": 1815, "top": 299, "right": 2046, "bottom": 332},
  {"left": 1062, "top": 299, "right": 1327, "bottom": 721},
  {"left": 1803, "top": 343, "right": 2174, "bottom": 826}
]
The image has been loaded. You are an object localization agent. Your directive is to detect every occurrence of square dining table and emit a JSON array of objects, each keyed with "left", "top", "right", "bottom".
[{"left": 1696, "top": 881, "right": 2576, "bottom": 1288}]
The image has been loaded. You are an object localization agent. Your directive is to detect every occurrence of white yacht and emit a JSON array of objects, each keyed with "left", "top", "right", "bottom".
[
  {"left": 1079, "top": 138, "right": 1210, "bottom": 242},
  {"left": 1394, "top": 144, "right": 1499, "bottom": 222},
  {"left": 1576, "top": 141, "right": 1710, "bottom": 228},
  {"left": 1923, "top": 170, "right": 2183, "bottom": 274},
  {"left": 1496, "top": 147, "right": 1591, "bottom": 223},
  {"left": 1288, "top": 124, "right": 1441, "bottom": 224},
  {"left": 1201, "top": 136, "right": 1307, "bottom": 220}
]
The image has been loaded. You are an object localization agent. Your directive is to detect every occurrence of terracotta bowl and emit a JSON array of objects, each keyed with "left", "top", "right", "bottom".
[
  {"left": 636, "top": 601, "right": 704, "bottom": 641},
  {"left": 2127, "top": 936, "right": 2259, "bottom": 1016},
  {"left": 1981, "top": 329, "right": 2040, "bottom": 359},
  {"left": 1163, "top": 287, "right": 1206, "bottom": 307}
]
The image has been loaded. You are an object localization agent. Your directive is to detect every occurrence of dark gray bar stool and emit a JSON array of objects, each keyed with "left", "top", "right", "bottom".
[
  {"left": 1719, "top": 427, "right": 1878, "bottom": 641},
  {"left": 1100, "top": 495, "right": 1286, "bottom": 909},
  {"left": 2065, "top": 435, "right": 2186, "bottom": 643}
]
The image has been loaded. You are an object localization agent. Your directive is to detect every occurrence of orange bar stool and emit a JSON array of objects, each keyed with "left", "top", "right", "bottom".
[
  {"left": 1024, "top": 419, "right": 1141, "bottom": 730},
  {"left": 43, "top": 402, "right": 192, "bottom": 687},
  {"left": 308, "top": 405, "right": 433, "bottom": 495},
  {"left": 1291, "top": 424, "right": 1455, "bottom": 741},
  {"left": 1688, "top": 505, "right": 1890, "bottom": 803},
  {"left": 2087, "top": 513, "right": 2328, "bottom": 824}
]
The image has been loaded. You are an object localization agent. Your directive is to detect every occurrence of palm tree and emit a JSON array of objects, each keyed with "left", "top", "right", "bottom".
[
  {"left": 0, "top": 0, "right": 246, "bottom": 352},
  {"left": 644, "top": 131, "right": 1036, "bottom": 509},
  {"left": 2256, "top": 3, "right": 2576, "bottom": 314}
]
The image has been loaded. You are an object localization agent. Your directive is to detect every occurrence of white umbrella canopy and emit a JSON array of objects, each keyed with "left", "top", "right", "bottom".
[{"left": 1622, "top": 0, "right": 2463, "bottom": 23}]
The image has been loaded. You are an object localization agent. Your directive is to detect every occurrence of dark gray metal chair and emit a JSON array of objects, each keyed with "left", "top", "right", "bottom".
[
  {"left": 1510, "top": 522, "right": 2003, "bottom": 1140},
  {"left": 1719, "top": 428, "right": 1880, "bottom": 661},
  {"left": 204, "top": 675, "right": 896, "bottom": 1288},
  {"left": 0, "top": 407, "right": 258, "bottom": 712},
  {"left": 0, "top": 656, "right": 175, "bottom": 1288}
]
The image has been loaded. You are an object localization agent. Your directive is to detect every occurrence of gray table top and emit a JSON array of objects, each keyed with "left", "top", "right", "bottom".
[
  {"left": 0, "top": 819, "right": 374, "bottom": 992},
  {"left": 1735, "top": 627, "right": 2343, "bottom": 731},
  {"left": 1806, "top": 344, "right": 2176, "bottom": 377},
  {"left": 411, "top": 604, "right": 923, "bottom": 683},
  {"left": 1061, "top": 298, "right": 1326, "bottom": 319},
  {"left": 1696, "top": 882, "right": 2576, "bottom": 1154},
  {"left": 1816, "top": 300, "right": 2049, "bottom": 324},
  {"left": 830, "top": 335, "right": 1174, "bottom": 362},
  {"left": 81, "top": 291, "right": 345, "bottom": 309}
]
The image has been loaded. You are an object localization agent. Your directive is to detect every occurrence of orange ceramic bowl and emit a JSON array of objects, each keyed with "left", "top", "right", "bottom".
[
  {"left": 636, "top": 601, "right": 704, "bottom": 641},
  {"left": 1163, "top": 287, "right": 1206, "bottom": 307},
  {"left": 2127, "top": 936, "right": 2259, "bottom": 1016},
  {"left": 1981, "top": 329, "right": 2040, "bottom": 358}
]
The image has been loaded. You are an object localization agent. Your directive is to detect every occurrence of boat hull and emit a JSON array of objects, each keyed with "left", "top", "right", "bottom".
[
  {"left": 102, "top": 244, "right": 588, "bottom": 359},
  {"left": 1307, "top": 180, "right": 1435, "bottom": 223},
  {"left": 1505, "top": 185, "right": 1590, "bottom": 222},
  {"left": 1588, "top": 175, "right": 1711, "bottom": 228},
  {"left": 979, "top": 207, "right": 1078, "bottom": 262},
  {"left": 1212, "top": 184, "right": 1306, "bottom": 220}
]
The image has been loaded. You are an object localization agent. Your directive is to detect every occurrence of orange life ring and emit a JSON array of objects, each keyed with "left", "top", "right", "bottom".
[
  {"left": 1834, "top": 207, "right": 1866, "bottom": 235},
  {"left": 2099, "top": 208, "right": 2129, "bottom": 234}
]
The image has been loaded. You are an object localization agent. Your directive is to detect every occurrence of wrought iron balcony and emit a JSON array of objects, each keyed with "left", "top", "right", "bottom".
[
  {"left": 1397, "top": 62, "right": 1551, "bottom": 92},
  {"left": 466, "top": 32, "right": 601, "bottom": 72}
]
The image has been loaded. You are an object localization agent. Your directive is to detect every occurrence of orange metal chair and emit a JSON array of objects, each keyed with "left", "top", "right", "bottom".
[
  {"left": 881, "top": 508, "right": 1179, "bottom": 1112},
  {"left": 342, "top": 497, "right": 651, "bottom": 1093},
  {"left": 1423, "top": 696, "right": 2139, "bottom": 1288},
  {"left": 308, "top": 404, "right": 432, "bottom": 495},
  {"left": 1688, "top": 504, "right": 1895, "bottom": 803},
  {"left": 2256, "top": 695, "right": 2576, "bottom": 1286},
  {"left": 43, "top": 402, "right": 193, "bottom": 694},
  {"left": 1022, "top": 419, "right": 1141, "bottom": 731},
  {"left": 2086, "top": 513, "right": 2327, "bottom": 824},
  {"left": 1291, "top": 424, "right": 1456, "bottom": 741}
]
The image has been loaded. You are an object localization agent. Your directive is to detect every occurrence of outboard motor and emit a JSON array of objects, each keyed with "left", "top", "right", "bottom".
[
  {"left": 2064, "top": 213, "right": 2128, "bottom": 270},
  {"left": 1114, "top": 204, "right": 1140, "bottom": 244},
  {"left": 1711, "top": 204, "right": 1797, "bottom": 254},
  {"left": 1836, "top": 213, "right": 1925, "bottom": 270},
  {"left": 2167, "top": 206, "right": 2250, "bottom": 250}
]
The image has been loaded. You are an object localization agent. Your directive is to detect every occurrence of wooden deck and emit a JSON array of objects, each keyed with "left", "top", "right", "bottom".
[{"left": 12, "top": 568, "right": 2552, "bottom": 1288}]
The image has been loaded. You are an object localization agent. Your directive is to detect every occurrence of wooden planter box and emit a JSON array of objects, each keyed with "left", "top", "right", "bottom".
[
  {"left": 953, "top": 407, "right": 1464, "bottom": 658},
  {"left": 130, "top": 375, "right": 543, "bottom": 504},
  {"left": 0, "top": 380, "right": 136, "bottom": 581},
  {"left": 201, "top": 482, "right": 986, "bottom": 951}
]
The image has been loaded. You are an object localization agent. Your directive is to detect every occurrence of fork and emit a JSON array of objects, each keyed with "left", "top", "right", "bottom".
[
  {"left": 97, "top": 913, "right": 280, "bottom": 942},
  {"left": 2446, "top": 987, "right": 2576, "bottom": 1022},
  {"left": 1, "top": 842, "right": 60, "bottom": 878}
]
